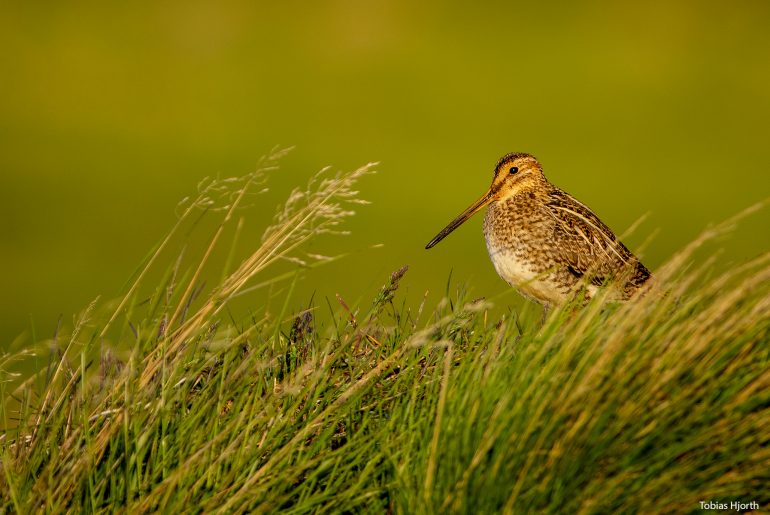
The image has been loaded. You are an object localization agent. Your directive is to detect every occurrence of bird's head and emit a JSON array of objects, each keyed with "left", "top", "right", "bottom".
[
  {"left": 490, "top": 152, "right": 545, "bottom": 198},
  {"left": 425, "top": 152, "right": 545, "bottom": 249}
]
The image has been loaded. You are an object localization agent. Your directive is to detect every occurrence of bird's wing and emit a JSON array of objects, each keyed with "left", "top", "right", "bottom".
[{"left": 542, "top": 189, "right": 639, "bottom": 285}]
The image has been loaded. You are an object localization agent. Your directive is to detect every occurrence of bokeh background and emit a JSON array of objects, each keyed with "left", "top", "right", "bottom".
[{"left": 2, "top": 1, "right": 770, "bottom": 345}]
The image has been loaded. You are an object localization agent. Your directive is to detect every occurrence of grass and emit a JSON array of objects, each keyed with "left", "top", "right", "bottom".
[{"left": 2, "top": 152, "right": 769, "bottom": 513}]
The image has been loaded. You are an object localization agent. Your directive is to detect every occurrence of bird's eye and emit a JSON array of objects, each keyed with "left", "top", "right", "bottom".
[{"left": 509, "top": 166, "right": 519, "bottom": 175}]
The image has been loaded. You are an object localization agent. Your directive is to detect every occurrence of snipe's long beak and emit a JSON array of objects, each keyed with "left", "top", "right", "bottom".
[{"left": 425, "top": 189, "right": 495, "bottom": 249}]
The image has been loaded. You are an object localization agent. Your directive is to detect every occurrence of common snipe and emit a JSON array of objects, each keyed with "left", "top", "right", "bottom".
[{"left": 426, "top": 153, "right": 651, "bottom": 314}]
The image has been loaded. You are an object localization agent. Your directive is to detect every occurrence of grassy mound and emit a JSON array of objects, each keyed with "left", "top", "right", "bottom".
[{"left": 2, "top": 153, "right": 769, "bottom": 513}]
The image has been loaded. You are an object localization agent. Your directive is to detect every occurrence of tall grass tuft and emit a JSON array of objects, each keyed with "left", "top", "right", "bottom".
[{"left": 1, "top": 154, "right": 769, "bottom": 513}]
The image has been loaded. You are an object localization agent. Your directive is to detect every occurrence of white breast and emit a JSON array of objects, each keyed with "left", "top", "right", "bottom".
[
  {"left": 486, "top": 246, "right": 537, "bottom": 288},
  {"left": 484, "top": 243, "right": 571, "bottom": 306}
]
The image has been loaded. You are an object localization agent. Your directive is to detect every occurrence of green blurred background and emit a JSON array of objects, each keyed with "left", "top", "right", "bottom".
[{"left": 2, "top": 1, "right": 770, "bottom": 345}]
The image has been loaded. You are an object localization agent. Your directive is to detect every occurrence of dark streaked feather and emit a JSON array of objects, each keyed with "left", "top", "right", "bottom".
[{"left": 544, "top": 188, "right": 650, "bottom": 290}]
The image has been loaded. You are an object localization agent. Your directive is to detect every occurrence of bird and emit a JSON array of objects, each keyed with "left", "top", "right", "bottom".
[{"left": 425, "top": 152, "right": 651, "bottom": 316}]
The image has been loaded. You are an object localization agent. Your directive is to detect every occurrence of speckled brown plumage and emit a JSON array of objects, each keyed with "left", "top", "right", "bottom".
[{"left": 426, "top": 152, "right": 651, "bottom": 312}]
